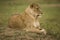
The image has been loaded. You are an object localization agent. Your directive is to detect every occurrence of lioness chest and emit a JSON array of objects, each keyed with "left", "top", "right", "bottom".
[{"left": 33, "top": 21, "right": 40, "bottom": 28}]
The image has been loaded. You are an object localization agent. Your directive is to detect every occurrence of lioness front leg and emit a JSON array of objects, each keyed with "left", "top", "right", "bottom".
[{"left": 23, "top": 27, "right": 46, "bottom": 35}]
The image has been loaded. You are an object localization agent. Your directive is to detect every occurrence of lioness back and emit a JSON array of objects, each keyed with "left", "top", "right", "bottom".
[{"left": 8, "top": 13, "right": 34, "bottom": 29}]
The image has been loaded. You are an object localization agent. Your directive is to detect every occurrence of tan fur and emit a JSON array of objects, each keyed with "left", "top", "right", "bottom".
[{"left": 8, "top": 3, "right": 46, "bottom": 34}]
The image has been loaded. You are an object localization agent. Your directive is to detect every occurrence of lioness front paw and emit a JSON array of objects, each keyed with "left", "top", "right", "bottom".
[{"left": 39, "top": 29, "right": 47, "bottom": 35}]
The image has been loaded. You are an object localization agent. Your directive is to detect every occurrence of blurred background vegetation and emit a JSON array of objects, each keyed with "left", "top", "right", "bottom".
[{"left": 0, "top": 0, "right": 60, "bottom": 40}]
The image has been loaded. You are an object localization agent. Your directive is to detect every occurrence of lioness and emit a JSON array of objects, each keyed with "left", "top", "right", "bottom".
[{"left": 8, "top": 3, "right": 46, "bottom": 34}]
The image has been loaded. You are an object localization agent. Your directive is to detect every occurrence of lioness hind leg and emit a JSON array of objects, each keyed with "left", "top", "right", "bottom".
[{"left": 23, "top": 28, "right": 46, "bottom": 35}]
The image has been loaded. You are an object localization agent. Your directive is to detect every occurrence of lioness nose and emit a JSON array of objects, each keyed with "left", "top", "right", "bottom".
[{"left": 41, "top": 12, "right": 43, "bottom": 14}]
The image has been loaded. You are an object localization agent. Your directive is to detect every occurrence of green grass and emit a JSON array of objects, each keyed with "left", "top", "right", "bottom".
[
  {"left": 42, "top": 7, "right": 60, "bottom": 30},
  {"left": 40, "top": 6, "right": 60, "bottom": 39}
]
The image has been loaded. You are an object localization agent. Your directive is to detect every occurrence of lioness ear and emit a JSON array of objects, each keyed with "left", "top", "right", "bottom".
[{"left": 30, "top": 3, "right": 35, "bottom": 8}]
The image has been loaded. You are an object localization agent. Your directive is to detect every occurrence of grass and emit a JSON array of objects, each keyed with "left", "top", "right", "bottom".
[
  {"left": 40, "top": 6, "right": 60, "bottom": 40},
  {"left": 0, "top": 0, "right": 60, "bottom": 40},
  {"left": 41, "top": 6, "right": 60, "bottom": 33}
]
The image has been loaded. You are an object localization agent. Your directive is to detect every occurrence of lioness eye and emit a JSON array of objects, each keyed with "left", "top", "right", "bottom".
[{"left": 36, "top": 8, "right": 39, "bottom": 10}]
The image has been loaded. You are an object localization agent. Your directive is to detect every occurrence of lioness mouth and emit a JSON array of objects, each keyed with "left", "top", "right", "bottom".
[{"left": 37, "top": 15, "right": 40, "bottom": 16}]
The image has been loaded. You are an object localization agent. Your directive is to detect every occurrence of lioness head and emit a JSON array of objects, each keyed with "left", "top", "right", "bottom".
[{"left": 25, "top": 3, "right": 43, "bottom": 19}]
